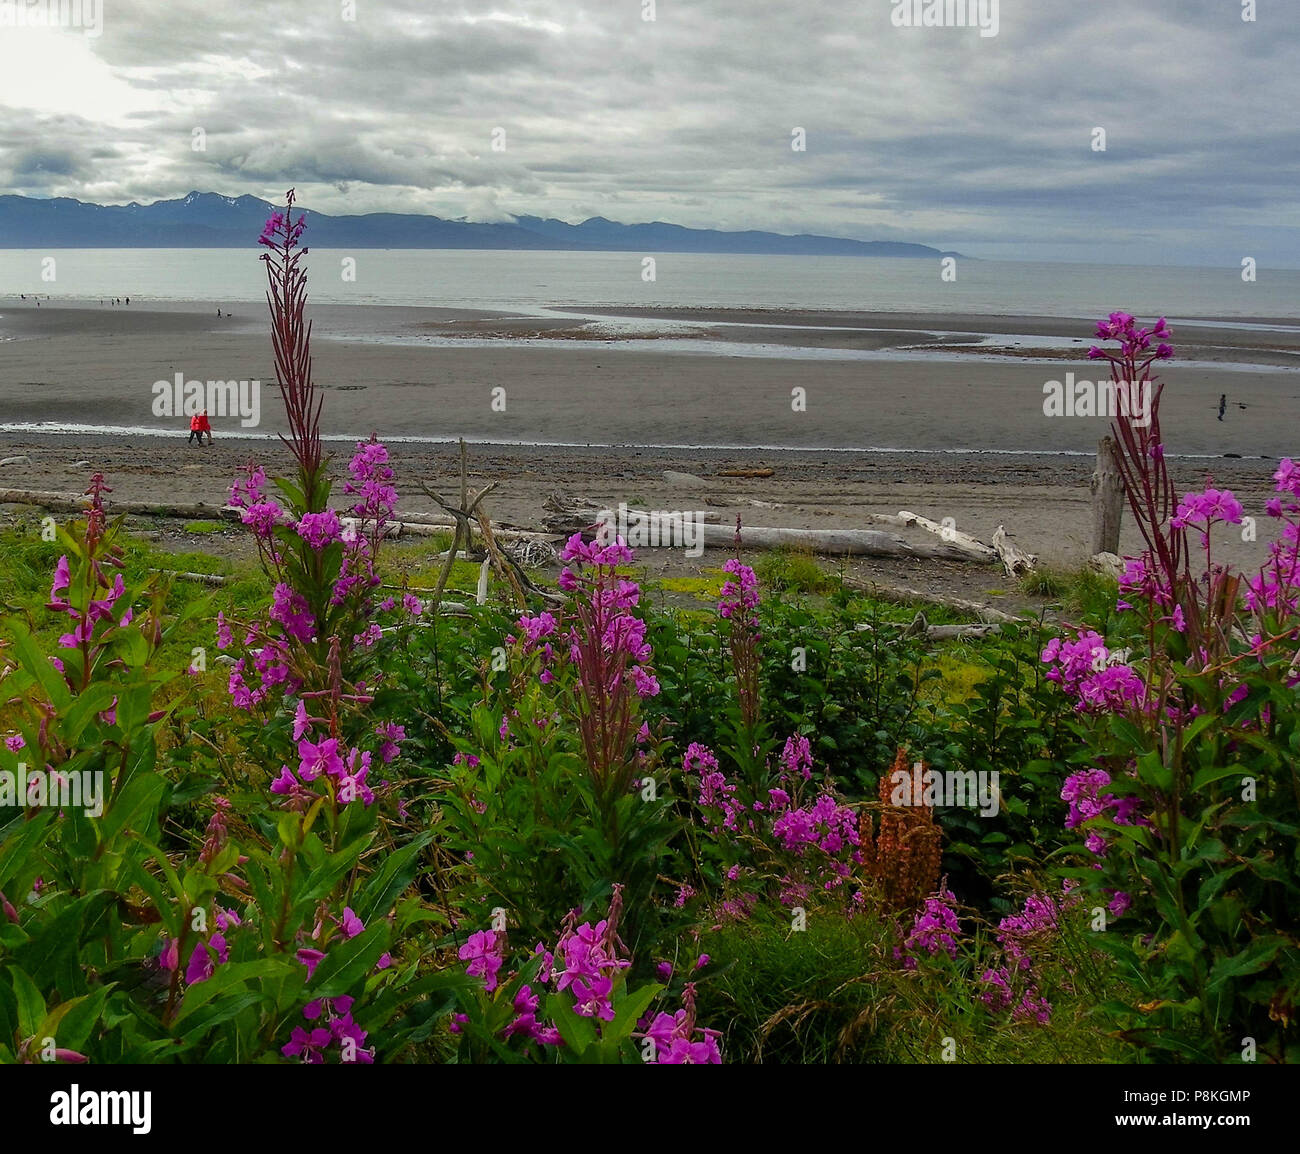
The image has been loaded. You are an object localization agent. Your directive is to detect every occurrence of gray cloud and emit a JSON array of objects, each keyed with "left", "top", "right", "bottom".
[{"left": 0, "top": 0, "right": 1294, "bottom": 263}]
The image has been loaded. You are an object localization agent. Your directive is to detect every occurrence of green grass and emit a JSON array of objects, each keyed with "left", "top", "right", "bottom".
[
  {"left": 754, "top": 547, "right": 835, "bottom": 595},
  {"left": 1018, "top": 564, "right": 1119, "bottom": 616},
  {"left": 182, "top": 520, "right": 229, "bottom": 534}
]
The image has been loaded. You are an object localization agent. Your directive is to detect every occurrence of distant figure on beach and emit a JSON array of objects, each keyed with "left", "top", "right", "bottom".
[
  {"left": 189, "top": 410, "right": 212, "bottom": 446},
  {"left": 125, "top": 297, "right": 130, "bottom": 305},
  {"left": 1218, "top": 394, "right": 1226, "bottom": 421}
]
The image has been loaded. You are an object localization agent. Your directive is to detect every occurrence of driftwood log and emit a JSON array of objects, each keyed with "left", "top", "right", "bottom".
[
  {"left": 0, "top": 488, "right": 241, "bottom": 521},
  {"left": 992, "top": 526, "right": 1038, "bottom": 577},
  {"left": 541, "top": 496, "right": 992, "bottom": 563},
  {"left": 855, "top": 613, "right": 1003, "bottom": 641},
  {"left": 148, "top": 569, "right": 229, "bottom": 586},
  {"left": 838, "top": 576, "right": 1021, "bottom": 624}
]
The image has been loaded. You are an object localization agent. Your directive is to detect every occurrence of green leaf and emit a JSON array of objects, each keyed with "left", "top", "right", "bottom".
[
  {"left": 10, "top": 967, "right": 45, "bottom": 1038},
  {"left": 1206, "top": 937, "right": 1285, "bottom": 995},
  {"left": 545, "top": 992, "right": 597, "bottom": 1055},
  {"left": 6, "top": 621, "right": 72, "bottom": 711},
  {"left": 309, "top": 924, "right": 390, "bottom": 999},
  {"left": 98, "top": 771, "right": 166, "bottom": 849},
  {"left": 607, "top": 981, "right": 662, "bottom": 1044},
  {"left": 1190, "top": 763, "right": 1251, "bottom": 793},
  {"left": 52, "top": 986, "right": 111, "bottom": 1053},
  {"left": 353, "top": 833, "right": 431, "bottom": 923},
  {"left": 171, "top": 958, "right": 296, "bottom": 1028},
  {"left": 0, "top": 809, "right": 55, "bottom": 890},
  {"left": 60, "top": 683, "right": 123, "bottom": 744}
]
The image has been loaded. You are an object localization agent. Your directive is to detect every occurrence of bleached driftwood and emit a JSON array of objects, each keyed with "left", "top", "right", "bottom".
[
  {"left": 839, "top": 576, "right": 1021, "bottom": 624},
  {"left": 855, "top": 612, "right": 1003, "bottom": 641},
  {"left": 149, "top": 569, "right": 229, "bottom": 586},
  {"left": 891, "top": 511, "right": 998, "bottom": 561},
  {"left": 0, "top": 488, "right": 240, "bottom": 521},
  {"left": 541, "top": 496, "right": 990, "bottom": 563},
  {"left": 992, "top": 526, "right": 1037, "bottom": 577}
]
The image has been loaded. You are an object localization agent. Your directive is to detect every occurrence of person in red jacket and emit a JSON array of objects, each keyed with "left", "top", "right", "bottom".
[{"left": 189, "top": 410, "right": 212, "bottom": 446}]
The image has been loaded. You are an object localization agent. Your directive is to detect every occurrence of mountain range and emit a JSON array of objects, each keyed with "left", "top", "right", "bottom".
[{"left": 0, "top": 191, "right": 961, "bottom": 258}]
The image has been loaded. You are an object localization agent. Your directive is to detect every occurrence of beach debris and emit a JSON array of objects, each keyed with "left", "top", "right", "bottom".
[
  {"left": 505, "top": 537, "right": 558, "bottom": 569},
  {"left": 69, "top": 460, "right": 92, "bottom": 469},
  {"left": 890, "top": 510, "right": 998, "bottom": 560},
  {"left": 887, "top": 611, "right": 1003, "bottom": 641},
  {"left": 0, "top": 456, "right": 32, "bottom": 467},
  {"left": 992, "top": 525, "right": 1038, "bottom": 578},
  {"left": 542, "top": 495, "right": 989, "bottom": 562},
  {"left": 718, "top": 467, "right": 775, "bottom": 478},
  {"left": 839, "top": 576, "right": 1020, "bottom": 624},
  {"left": 148, "top": 568, "right": 229, "bottom": 586},
  {"left": 663, "top": 470, "right": 707, "bottom": 487},
  {"left": 0, "top": 487, "right": 242, "bottom": 521}
]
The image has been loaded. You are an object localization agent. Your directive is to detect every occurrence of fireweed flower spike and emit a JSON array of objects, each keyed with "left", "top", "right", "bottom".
[{"left": 719, "top": 554, "right": 761, "bottom": 733}]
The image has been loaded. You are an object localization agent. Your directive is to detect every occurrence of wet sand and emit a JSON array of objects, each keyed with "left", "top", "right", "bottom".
[{"left": 0, "top": 300, "right": 1294, "bottom": 596}]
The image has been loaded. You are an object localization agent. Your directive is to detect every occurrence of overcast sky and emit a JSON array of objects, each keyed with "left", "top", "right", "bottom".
[{"left": 0, "top": 0, "right": 1296, "bottom": 265}]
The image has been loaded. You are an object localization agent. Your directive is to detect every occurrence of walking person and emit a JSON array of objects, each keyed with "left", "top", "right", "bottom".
[
  {"left": 189, "top": 410, "right": 212, "bottom": 446},
  {"left": 1218, "top": 394, "right": 1227, "bottom": 421}
]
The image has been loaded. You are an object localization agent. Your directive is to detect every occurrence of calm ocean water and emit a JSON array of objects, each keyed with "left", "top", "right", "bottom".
[{"left": 1, "top": 249, "right": 1295, "bottom": 320}]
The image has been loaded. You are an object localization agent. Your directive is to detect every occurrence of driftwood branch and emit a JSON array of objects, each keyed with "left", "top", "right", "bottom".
[
  {"left": 856, "top": 612, "right": 1003, "bottom": 641},
  {"left": 839, "top": 576, "right": 1021, "bottom": 624},
  {"left": 148, "top": 568, "right": 229, "bottom": 586},
  {"left": 992, "top": 526, "right": 1038, "bottom": 577}
]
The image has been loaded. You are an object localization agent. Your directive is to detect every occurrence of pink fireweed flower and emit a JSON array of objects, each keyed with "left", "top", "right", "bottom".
[
  {"left": 780, "top": 734, "right": 814, "bottom": 782},
  {"left": 718, "top": 558, "right": 760, "bottom": 623},
  {"left": 292, "top": 699, "right": 320, "bottom": 741},
  {"left": 296, "top": 509, "right": 343, "bottom": 551},
  {"left": 896, "top": 887, "right": 961, "bottom": 970},
  {"left": 1171, "top": 487, "right": 1244, "bottom": 530},
  {"left": 338, "top": 748, "right": 375, "bottom": 806},
  {"left": 296, "top": 947, "right": 326, "bottom": 980},
  {"left": 353, "top": 622, "right": 383, "bottom": 648},
  {"left": 240, "top": 498, "right": 286, "bottom": 538},
  {"left": 459, "top": 929, "right": 505, "bottom": 993},
  {"left": 281, "top": 1025, "right": 332, "bottom": 1064},
  {"left": 271, "top": 583, "right": 316, "bottom": 642},
  {"left": 48, "top": 555, "right": 71, "bottom": 607},
  {"left": 228, "top": 463, "right": 268, "bottom": 508},
  {"left": 270, "top": 765, "right": 297, "bottom": 795},
  {"left": 297, "top": 737, "right": 344, "bottom": 782},
  {"left": 375, "top": 721, "right": 405, "bottom": 763},
  {"left": 517, "top": 611, "right": 558, "bottom": 645}
]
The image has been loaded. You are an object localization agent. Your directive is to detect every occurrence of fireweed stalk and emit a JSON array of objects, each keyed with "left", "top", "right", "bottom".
[
  {"left": 222, "top": 193, "right": 419, "bottom": 816},
  {"left": 1042, "top": 312, "right": 1300, "bottom": 1058},
  {"left": 542, "top": 532, "right": 660, "bottom": 814},
  {"left": 683, "top": 735, "right": 863, "bottom": 914},
  {"left": 719, "top": 535, "right": 761, "bottom": 736}
]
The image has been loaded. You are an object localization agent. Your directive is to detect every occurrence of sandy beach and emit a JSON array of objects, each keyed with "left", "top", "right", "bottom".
[{"left": 0, "top": 300, "right": 1294, "bottom": 603}]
